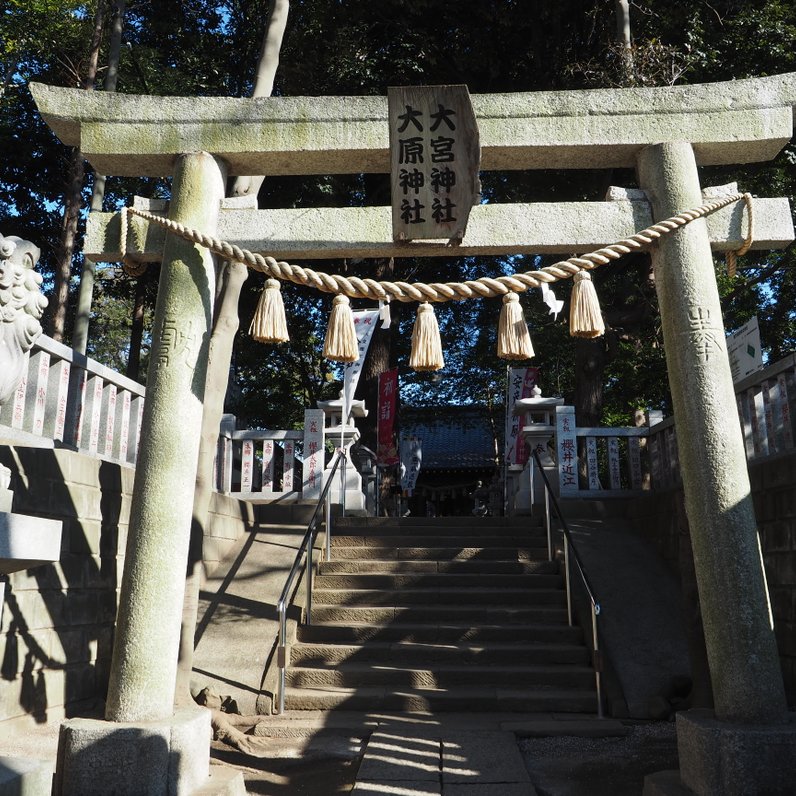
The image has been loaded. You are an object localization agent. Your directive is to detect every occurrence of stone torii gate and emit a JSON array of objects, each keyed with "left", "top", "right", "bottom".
[{"left": 31, "top": 73, "right": 796, "bottom": 795}]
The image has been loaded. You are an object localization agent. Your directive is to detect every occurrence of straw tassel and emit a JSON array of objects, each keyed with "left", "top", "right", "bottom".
[
  {"left": 249, "top": 278, "right": 289, "bottom": 343},
  {"left": 409, "top": 302, "right": 444, "bottom": 372},
  {"left": 323, "top": 294, "right": 358, "bottom": 362},
  {"left": 497, "top": 292, "right": 535, "bottom": 360},
  {"left": 569, "top": 271, "right": 605, "bottom": 338}
]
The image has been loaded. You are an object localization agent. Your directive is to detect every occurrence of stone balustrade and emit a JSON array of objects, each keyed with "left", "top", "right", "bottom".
[
  {"left": 554, "top": 405, "right": 649, "bottom": 498},
  {"left": 0, "top": 346, "right": 365, "bottom": 508},
  {"left": 4, "top": 338, "right": 793, "bottom": 505},
  {"left": 216, "top": 420, "right": 304, "bottom": 501},
  {"left": 539, "top": 355, "right": 796, "bottom": 498},
  {"left": 647, "top": 353, "right": 796, "bottom": 489},
  {"left": 0, "top": 334, "right": 145, "bottom": 464}
]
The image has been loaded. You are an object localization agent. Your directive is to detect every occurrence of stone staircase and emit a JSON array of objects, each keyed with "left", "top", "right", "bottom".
[{"left": 283, "top": 516, "right": 598, "bottom": 713}]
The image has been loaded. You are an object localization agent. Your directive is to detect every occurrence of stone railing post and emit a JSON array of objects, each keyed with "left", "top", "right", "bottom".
[
  {"left": 302, "top": 408, "right": 325, "bottom": 503},
  {"left": 555, "top": 406, "right": 578, "bottom": 497},
  {"left": 637, "top": 141, "right": 788, "bottom": 725}
]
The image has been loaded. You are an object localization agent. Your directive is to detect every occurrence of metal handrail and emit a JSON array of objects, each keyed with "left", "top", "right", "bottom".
[
  {"left": 531, "top": 449, "right": 604, "bottom": 718},
  {"left": 275, "top": 449, "right": 346, "bottom": 715}
]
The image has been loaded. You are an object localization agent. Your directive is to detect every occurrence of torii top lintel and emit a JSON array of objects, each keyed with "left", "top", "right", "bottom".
[{"left": 30, "top": 73, "right": 796, "bottom": 178}]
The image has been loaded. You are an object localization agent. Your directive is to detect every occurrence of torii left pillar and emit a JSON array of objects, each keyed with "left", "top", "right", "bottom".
[{"left": 53, "top": 153, "right": 241, "bottom": 796}]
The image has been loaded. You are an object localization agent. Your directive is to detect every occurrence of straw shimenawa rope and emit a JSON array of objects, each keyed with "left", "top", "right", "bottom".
[
  {"left": 118, "top": 203, "right": 149, "bottom": 277},
  {"left": 122, "top": 192, "right": 754, "bottom": 302},
  {"left": 726, "top": 193, "right": 754, "bottom": 279}
]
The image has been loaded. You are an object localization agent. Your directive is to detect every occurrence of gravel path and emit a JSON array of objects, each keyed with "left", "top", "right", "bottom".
[{"left": 519, "top": 722, "right": 679, "bottom": 796}]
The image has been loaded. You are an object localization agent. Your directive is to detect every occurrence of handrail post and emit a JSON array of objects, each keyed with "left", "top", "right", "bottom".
[
  {"left": 273, "top": 451, "right": 346, "bottom": 719},
  {"left": 532, "top": 449, "right": 603, "bottom": 719},
  {"left": 341, "top": 453, "right": 347, "bottom": 517},
  {"left": 305, "top": 527, "right": 314, "bottom": 626},
  {"left": 592, "top": 604, "right": 604, "bottom": 718},
  {"left": 563, "top": 535, "right": 573, "bottom": 627},
  {"left": 528, "top": 458, "right": 534, "bottom": 519},
  {"left": 325, "top": 487, "right": 332, "bottom": 561},
  {"left": 277, "top": 598, "right": 287, "bottom": 715},
  {"left": 544, "top": 485, "right": 552, "bottom": 562}
]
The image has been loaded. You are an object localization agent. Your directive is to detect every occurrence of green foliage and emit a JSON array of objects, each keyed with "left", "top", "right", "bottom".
[
  {"left": 2, "top": 0, "right": 795, "bottom": 430},
  {"left": 0, "top": 1, "right": 99, "bottom": 333},
  {"left": 232, "top": 279, "right": 339, "bottom": 429},
  {"left": 86, "top": 265, "right": 156, "bottom": 374}
]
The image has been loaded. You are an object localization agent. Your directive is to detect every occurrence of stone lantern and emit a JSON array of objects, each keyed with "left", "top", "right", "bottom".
[
  {"left": 316, "top": 391, "right": 368, "bottom": 514},
  {"left": 511, "top": 386, "right": 563, "bottom": 512}
]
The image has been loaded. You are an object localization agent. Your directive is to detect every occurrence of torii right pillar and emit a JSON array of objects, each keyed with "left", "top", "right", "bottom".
[{"left": 637, "top": 141, "right": 796, "bottom": 796}]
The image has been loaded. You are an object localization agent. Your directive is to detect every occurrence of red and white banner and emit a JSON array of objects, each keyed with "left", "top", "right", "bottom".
[
  {"left": 377, "top": 368, "right": 399, "bottom": 465},
  {"left": 505, "top": 366, "right": 539, "bottom": 467}
]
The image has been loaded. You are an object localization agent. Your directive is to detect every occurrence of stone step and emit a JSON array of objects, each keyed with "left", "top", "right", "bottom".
[
  {"left": 286, "top": 663, "right": 596, "bottom": 689},
  {"left": 313, "top": 573, "right": 563, "bottom": 590},
  {"left": 284, "top": 514, "right": 594, "bottom": 719},
  {"left": 298, "top": 622, "right": 582, "bottom": 645},
  {"left": 318, "top": 559, "right": 558, "bottom": 575},
  {"left": 310, "top": 604, "right": 569, "bottom": 624},
  {"left": 312, "top": 587, "right": 566, "bottom": 607},
  {"left": 331, "top": 524, "right": 545, "bottom": 537},
  {"left": 282, "top": 685, "right": 597, "bottom": 713},
  {"left": 328, "top": 546, "right": 549, "bottom": 561},
  {"left": 331, "top": 534, "right": 544, "bottom": 548},
  {"left": 290, "top": 641, "right": 590, "bottom": 666},
  {"left": 334, "top": 517, "right": 540, "bottom": 529}
]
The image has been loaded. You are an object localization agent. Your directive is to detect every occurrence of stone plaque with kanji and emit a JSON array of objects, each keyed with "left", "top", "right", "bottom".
[{"left": 388, "top": 85, "right": 481, "bottom": 242}]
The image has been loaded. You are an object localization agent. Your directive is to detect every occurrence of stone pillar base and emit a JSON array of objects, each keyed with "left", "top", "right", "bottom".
[
  {"left": 54, "top": 707, "right": 213, "bottom": 796},
  {"left": 195, "top": 767, "right": 247, "bottom": 795},
  {"left": 643, "top": 709, "right": 796, "bottom": 796},
  {"left": 643, "top": 770, "right": 695, "bottom": 796},
  {"left": 0, "top": 755, "right": 54, "bottom": 796}
]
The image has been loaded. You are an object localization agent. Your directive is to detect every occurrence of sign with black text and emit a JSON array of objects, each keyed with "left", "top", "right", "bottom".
[
  {"left": 388, "top": 85, "right": 480, "bottom": 242},
  {"left": 727, "top": 316, "right": 763, "bottom": 383}
]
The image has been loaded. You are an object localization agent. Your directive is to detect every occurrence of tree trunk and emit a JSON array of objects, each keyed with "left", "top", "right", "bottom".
[
  {"left": 573, "top": 337, "right": 606, "bottom": 428},
  {"left": 49, "top": 0, "right": 105, "bottom": 342},
  {"left": 126, "top": 267, "right": 147, "bottom": 381},
  {"left": 354, "top": 258, "right": 396, "bottom": 452},
  {"left": 614, "top": 0, "right": 633, "bottom": 83},
  {"left": 51, "top": 153, "right": 86, "bottom": 341},
  {"left": 573, "top": 337, "right": 606, "bottom": 484},
  {"left": 230, "top": 0, "right": 289, "bottom": 200},
  {"left": 176, "top": 0, "right": 290, "bottom": 706},
  {"left": 74, "top": 0, "right": 126, "bottom": 354},
  {"left": 175, "top": 261, "right": 248, "bottom": 706},
  {"left": 1, "top": 61, "right": 14, "bottom": 100}
]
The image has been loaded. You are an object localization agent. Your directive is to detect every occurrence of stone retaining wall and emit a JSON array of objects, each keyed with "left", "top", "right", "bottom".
[
  {"left": 0, "top": 446, "right": 254, "bottom": 724},
  {"left": 627, "top": 450, "right": 796, "bottom": 707}
]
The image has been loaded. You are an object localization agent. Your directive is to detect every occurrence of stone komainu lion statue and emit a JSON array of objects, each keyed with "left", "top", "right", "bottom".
[{"left": 0, "top": 234, "right": 48, "bottom": 405}]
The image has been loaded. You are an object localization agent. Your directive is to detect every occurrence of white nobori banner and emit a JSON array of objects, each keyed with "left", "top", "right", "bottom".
[
  {"left": 400, "top": 435, "right": 423, "bottom": 495},
  {"left": 342, "top": 309, "right": 380, "bottom": 422}
]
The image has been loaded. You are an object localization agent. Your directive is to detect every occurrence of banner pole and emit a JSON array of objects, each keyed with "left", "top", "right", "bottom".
[{"left": 503, "top": 365, "right": 510, "bottom": 517}]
